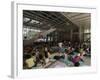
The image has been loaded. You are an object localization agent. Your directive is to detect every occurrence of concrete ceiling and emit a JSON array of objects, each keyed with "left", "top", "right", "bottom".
[
  {"left": 23, "top": 10, "right": 78, "bottom": 31},
  {"left": 61, "top": 12, "right": 91, "bottom": 29}
]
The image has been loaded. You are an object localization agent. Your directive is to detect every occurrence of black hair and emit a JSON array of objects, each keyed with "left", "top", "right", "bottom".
[
  {"left": 32, "top": 53, "right": 36, "bottom": 56},
  {"left": 24, "top": 54, "right": 31, "bottom": 59},
  {"left": 74, "top": 62, "right": 80, "bottom": 67}
]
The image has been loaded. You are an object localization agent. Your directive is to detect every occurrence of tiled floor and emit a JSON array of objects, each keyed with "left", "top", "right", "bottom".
[
  {"left": 83, "top": 56, "right": 91, "bottom": 66},
  {"left": 48, "top": 56, "right": 91, "bottom": 68},
  {"left": 49, "top": 61, "right": 67, "bottom": 68}
]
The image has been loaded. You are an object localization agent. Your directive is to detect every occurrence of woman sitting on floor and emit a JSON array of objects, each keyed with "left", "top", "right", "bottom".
[
  {"left": 72, "top": 50, "right": 85, "bottom": 67},
  {"left": 72, "top": 53, "right": 81, "bottom": 67},
  {"left": 44, "top": 47, "right": 51, "bottom": 64},
  {"left": 25, "top": 53, "right": 36, "bottom": 69}
]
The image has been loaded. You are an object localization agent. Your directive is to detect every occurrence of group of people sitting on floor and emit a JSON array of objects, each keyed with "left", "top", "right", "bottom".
[
  {"left": 53, "top": 41, "right": 90, "bottom": 66},
  {"left": 23, "top": 46, "right": 51, "bottom": 69},
  {"left": 23, "top": 41, "right": 91, "bottom": 69}
]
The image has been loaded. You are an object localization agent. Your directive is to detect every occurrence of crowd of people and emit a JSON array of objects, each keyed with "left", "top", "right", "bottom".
[
  {"left": 23, "top": 41, "right": 91, "bottom": 69},
  {"left": 23, "top": 45, "right": 51, "bottom": 69}
]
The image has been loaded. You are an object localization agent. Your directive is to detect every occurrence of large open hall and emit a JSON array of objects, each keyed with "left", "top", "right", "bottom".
[{"left": 23, "top": 10, "right": 91, "bottom": 69}]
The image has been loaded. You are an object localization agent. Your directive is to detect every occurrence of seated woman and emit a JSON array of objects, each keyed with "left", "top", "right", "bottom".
[
  {"left": 25, "top": 54, "right": 36, "bottom": 69},
  {"left": 31, "top": 53, "right": 37, "bottom": 67},
  {"left": 35, "top": 49, "right": 45, "bottom": 66},
  {"left": 80, "top": 50, "right": 86, "bottom": 62},
  {"left": 85, "top": 47, "right": 91, "bottom": 56},
  {"left": 72, "top": 50, "right": 85, "bottom": 67},
  {"left": 61, "top": 49, "right": 73, "bottom": 66},
  {"left": 35, "top": 49, "right": 40, "bottom": 63},
  {"left": 53, "top": 42, "right": 65, "bottom": 60},
  {"left": 72, "top": 53, "right": 81, "bottom": 67},
  {"left": 44, "top": 47, "right": 51, "bottom": 64}
]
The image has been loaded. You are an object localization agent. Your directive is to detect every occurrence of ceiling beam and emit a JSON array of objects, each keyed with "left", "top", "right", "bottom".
[
  {"left": 24, "top": 11, "right": 69, "bottom": 29},
  {"left": 70, "top": 15, "right": 90, "bottom": 20},
  {"left": 41, "top": 12, "right": 65, "bottom": 25},
  {"left": 31, "top": 11, "right": 67, "bottom": 27},
  {"left": 67, "top": 13, "right": 82, "bottom": 18},
  {"left": 24, "top": 11, "right": 63, "bottom": 28},
  {"left": 23, "top": 10, "right": 78, "bottom": 31},
  {"left": 71, "top": 17, "right": 90, "bottom": 21},
  {"left": 58, "top": 13, "right": 79, "bottom": 28}
]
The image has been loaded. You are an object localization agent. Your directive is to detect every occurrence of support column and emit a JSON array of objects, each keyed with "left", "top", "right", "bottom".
[
  {"left": 79, "top": 26, "right": 84, "bottom": 43},
  {"left": 70, "top": 29, "right": 73, "bottom": 42},
  {"left": 46, "top": 35, "right": 48, "bottom": 42}
]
